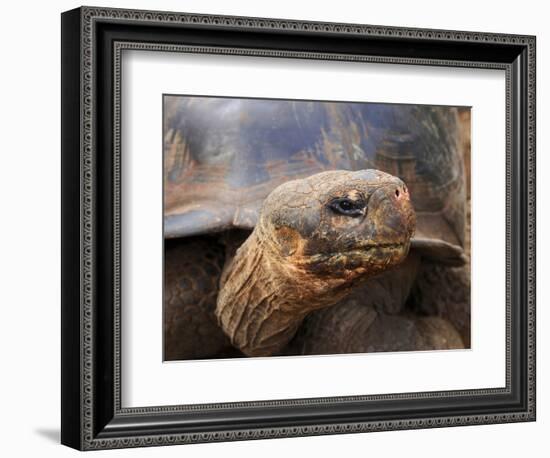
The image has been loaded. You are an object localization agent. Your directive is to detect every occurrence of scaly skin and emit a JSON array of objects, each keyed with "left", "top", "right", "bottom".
[
  {"left": 216, "top": 170, "right": 416, "bottom": 357},
  {"left": 164, "top": 237, "right": 239, "bottom": 360},
  {"left": 410, "top": 260, "right": 471, "bottom": 347}
]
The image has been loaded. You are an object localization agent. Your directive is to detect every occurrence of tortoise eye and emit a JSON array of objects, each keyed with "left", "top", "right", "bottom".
[{"left": 329, "top": 198, "right": 365, "bottom": 217}]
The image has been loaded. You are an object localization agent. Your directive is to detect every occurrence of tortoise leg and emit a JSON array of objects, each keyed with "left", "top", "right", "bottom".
[
  {"left": 414, "top": 316, "right": 465, "bottom": 350},
  {"left": 286, "top": 254, "right": 465, "bottom": 355},
  {"left": 164, "top": 236, "right": 239, "bottom": 360},
  {"left": 409, "top": 261, "right": 471, "bottom": 347},
  {"left": 360, "top": 314, "right": 464, "bottom": 352},
  {"left": 287, "top": 299, "right": 464, "bottom": 356}
]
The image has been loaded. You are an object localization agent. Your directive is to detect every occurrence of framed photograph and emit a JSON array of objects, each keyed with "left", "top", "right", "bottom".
[{"left": 61, "top": 6, "right": 536, "bottom": 450}]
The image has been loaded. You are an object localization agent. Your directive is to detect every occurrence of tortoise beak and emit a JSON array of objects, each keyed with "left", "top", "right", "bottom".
[{"left": 367, "top": 180, "right": 416, "bottom": 244}]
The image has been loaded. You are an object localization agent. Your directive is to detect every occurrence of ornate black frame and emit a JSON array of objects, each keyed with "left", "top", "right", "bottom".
[{"left": 61, "top": 6, "right": 536, "bottom": 450}]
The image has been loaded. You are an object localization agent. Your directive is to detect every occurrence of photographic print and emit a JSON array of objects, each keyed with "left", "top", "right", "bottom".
[
  {"left": 163, "top": 96, "right": 471, "bottom": 361},
  {"left": 61, "top": 7, "right": 535, "bottom": 449}
]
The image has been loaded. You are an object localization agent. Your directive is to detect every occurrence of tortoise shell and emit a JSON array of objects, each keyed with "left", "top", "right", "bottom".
[{"left": 163, "top": 96, "right": 468, "bottom": 264}]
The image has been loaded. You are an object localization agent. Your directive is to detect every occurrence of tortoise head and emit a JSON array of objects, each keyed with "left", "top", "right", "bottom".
[{"left": 257, "top": 169, "right": 416, "bottom": 281}]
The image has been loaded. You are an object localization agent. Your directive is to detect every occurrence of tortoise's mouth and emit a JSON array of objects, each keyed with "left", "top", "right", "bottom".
[
  {"left": 296, "top": 240, "right": 410, "bottom": 276},
  {"left": 345, "top": 240, "right": 411, "bottom": 264},
  {"left": 355, "top": 241, "right": 409, "bottom": 251},
  {"left": 306, "top": 241, "right": 408, "bottom": 259}
]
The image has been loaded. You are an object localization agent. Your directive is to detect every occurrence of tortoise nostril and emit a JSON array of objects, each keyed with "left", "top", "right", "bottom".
[{"left": 395, "top": 189, "right": 400, "bottom": 198}]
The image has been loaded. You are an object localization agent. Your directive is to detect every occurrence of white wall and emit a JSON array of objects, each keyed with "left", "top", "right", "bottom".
[{"left": 0, "top": 0, "right": 546, "bottom": 456}]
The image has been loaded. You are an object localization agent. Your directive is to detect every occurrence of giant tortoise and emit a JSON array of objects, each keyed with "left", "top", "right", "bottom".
[{"left": 163, "top": 97, "right": 470, "bottom": 360}]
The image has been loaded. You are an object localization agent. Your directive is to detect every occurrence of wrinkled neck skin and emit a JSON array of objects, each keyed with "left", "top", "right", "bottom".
[{"left": 216, "top": 223, "right": 384, "bottom": 357}]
